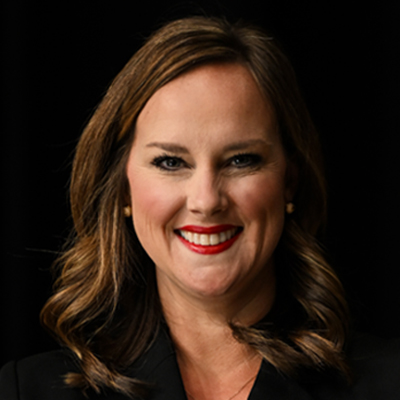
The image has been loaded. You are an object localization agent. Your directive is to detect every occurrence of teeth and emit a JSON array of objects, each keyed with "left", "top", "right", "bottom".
[
  {"left": 200, "top": 234, "right": 209, "bottom": 245},
  {"left": 179, "top": 228, "right": 238, "bottom": 246},
  {"left": 209, "top": 234, "right": 219, "bottom": 245}
]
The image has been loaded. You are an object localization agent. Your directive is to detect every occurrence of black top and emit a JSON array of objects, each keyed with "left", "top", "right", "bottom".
[{"left": 1, "top": 329, "right": 400, "bottom": 400}]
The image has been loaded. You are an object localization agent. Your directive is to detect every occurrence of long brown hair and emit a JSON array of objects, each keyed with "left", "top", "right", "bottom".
[{"left": 41, "top": 16, "right": 350, "bottom": 397}]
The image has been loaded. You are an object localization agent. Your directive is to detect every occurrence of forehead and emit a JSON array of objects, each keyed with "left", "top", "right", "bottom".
[{"left": 134, "top": 62, "right": 277, "bottom": 147}]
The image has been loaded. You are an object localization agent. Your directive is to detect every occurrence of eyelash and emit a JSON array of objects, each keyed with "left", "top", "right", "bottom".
[
  {"left": 151, "top": 154, "right": 186, "bottom": 171},
  {"left": 229, "top": 153, "right": 262, "bottom": 169},
  {"left": 151, "top": 152, "right": 263, "bottom": 171}
]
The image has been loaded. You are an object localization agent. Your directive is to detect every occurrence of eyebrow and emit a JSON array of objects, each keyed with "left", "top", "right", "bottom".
[
  {"left": 146, "top": 142, "right": 189, "bottom": 153},
  {"left": 146, "top": 139, "right": 270, "bottom": 153}
]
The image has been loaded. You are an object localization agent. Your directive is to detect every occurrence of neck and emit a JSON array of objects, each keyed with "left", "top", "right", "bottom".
[
  {"left": 157, "top": 262, "right": 274, "bottom": 368},
  {"left": 156, "top": 265, "right": 273, "bottom": 400}
]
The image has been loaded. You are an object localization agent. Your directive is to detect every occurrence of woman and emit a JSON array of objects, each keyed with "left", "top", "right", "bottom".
[{"left": 1, "top": 16, "right": 399, "bottom": 400}]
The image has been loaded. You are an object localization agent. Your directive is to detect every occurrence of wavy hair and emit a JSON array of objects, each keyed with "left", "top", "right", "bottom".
[{"left": 41, "top": 16, "right": 350, "bottom": 397}]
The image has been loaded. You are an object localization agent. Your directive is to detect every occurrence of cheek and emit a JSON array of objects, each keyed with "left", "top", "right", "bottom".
[
  {"left": 232, "top": 175, "right": 286, "bottom": 221},
  {"left": 128, "top": 174, "right": 183, "bottom": 237},
  {"left": 238, "top": 176, "right": 286, "bottom": 265}
]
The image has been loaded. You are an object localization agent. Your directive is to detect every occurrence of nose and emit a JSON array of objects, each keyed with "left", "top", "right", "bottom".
[{"left": 186, "top": 167, "right": 228, "bottom": 217}]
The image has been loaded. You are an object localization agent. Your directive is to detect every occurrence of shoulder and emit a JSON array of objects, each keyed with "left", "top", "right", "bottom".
[
  {"left": 324, "top": 333, "right": 400, "bottom": 399},
  {"left": 348, "top": 332, "right": 400, "bottom": 371},
  {"left": 347, "top": 332, "right": 400, "bottom": 396},
  {"left": 0, "top": 329, "right": 179, "bottom": 400},
  {"left": 296, "top": 333, "right": 400, "bottom": 400},
  {"left": 0, "top": 350, "right": 86, "bottom": 400}
]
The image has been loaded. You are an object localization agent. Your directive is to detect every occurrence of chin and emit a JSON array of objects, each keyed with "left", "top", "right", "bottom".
[{"left": 183, "top": 269, "right": 241, "bottom": 298}]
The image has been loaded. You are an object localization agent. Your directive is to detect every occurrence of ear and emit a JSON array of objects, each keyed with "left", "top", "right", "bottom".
[{"left": 285, "top": 159, "right": 298, "bottom": 202}]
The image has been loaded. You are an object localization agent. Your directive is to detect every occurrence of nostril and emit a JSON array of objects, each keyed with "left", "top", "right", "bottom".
[{"left": 185, "top": 170, "right": 229, "bottom": 216}]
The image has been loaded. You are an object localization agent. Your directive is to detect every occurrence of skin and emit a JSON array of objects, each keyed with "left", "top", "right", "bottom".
[{"left": 126, "top": 63, "right": 293, "bottom": 399}]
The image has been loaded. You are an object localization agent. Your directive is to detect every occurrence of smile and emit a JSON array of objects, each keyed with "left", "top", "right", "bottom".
[{"left": 175, "top": 225, "right": 243, "bottom": 255}]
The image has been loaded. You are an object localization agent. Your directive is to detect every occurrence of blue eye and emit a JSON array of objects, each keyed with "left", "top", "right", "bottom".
[
  {"left": 230, "top": 153, "right": 262, "bottom": 168},
  {"left": 152, "top": 155, "right": 185, "bottom": 171}
]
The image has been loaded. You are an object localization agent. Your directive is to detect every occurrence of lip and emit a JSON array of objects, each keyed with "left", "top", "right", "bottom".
[
  {"left": 175, "top": 225, "right": 243, "bottom": 255},
  {"left": 177, "top": 224, "right": 237, "bottom": 234}
]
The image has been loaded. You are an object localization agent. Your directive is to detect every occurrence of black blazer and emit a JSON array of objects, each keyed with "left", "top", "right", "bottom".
[{"left": 1, "top": 329, "right": 400, "bottom": 400}]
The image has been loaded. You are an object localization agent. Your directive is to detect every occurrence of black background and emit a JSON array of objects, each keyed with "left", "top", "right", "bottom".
[{"left": 1, "top": 0, "right": 400, "bottom": 366}]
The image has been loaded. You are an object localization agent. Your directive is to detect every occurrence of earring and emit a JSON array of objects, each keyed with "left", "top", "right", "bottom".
[
  {"left": 123, "top": 205, "right": 132, "bottom": 217},
  {"left": 285, "top": 202, "right": 295, "bottom": 214}
]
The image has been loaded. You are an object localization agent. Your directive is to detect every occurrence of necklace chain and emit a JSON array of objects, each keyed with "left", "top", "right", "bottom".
[{"left": 185, "top": 373, "right": 257, "bottom": 400}]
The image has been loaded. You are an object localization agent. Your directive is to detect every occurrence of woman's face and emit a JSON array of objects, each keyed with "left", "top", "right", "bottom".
[{"left": 126, "top": 63, "right": 292, "bottom": 303}]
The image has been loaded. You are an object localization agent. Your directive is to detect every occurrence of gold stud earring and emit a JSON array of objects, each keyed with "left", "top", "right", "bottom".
[
  {"left": 123, "top": 205, "right": 132, "bottom": 217},
  {"left": 285, "top": 202, "right": 295, "bottom": 214}
]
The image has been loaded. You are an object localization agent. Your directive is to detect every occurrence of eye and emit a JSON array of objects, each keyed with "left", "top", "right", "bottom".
[
  {"left": 152, "top": 155, "right": 186, "bottom": 171},
  {"left": 229, "top": 153, "right": 262, "bottom": 168}
]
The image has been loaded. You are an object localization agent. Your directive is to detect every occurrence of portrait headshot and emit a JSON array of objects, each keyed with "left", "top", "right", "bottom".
[{"left": 1, "top": 1, "right": 400, "bottom": 399}]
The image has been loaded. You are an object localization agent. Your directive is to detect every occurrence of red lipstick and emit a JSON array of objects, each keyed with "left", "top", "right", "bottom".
[
  {"left": 175, "top": 225, "right": 242, "bottom": 255},
  {"left": 178, "top": 224, "right": 236, "bottom": 234}
]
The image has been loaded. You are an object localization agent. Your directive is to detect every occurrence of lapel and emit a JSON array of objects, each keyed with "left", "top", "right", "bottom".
[
  {"left": 130, "top": 328, "right": 317, "bottom": 400},
  {"left": 130, "top": 327, "right": 188, "bottom": 400},
  {"left": 249, "top": 361, "right": 315, "bottom": 400}
]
